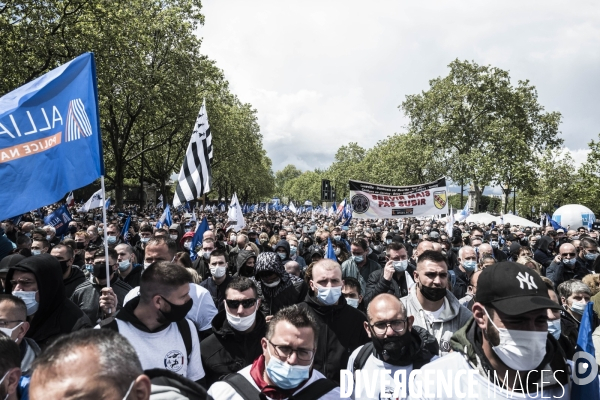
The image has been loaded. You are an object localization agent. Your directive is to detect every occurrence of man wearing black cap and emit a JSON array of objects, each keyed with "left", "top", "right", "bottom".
[{"left": 410, "top": 262, "right": 570, "bottom": 398}]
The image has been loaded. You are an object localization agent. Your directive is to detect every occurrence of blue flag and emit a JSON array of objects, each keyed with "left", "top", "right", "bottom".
[
  {"left": 571, "top": 302, "right": 600, "bottom": 399},
  {"left": 105, "top": 197, "right": 111, "bottom": 210},
  {"left": 43, "top": 205, "right": 72, "bottom": 237},
  {"left": 121, "top": 215, "right": 131, "bottom": 243},
  {"left": 190, "top": 217, "right": 209, "bottom": 261},
  {"left": 546, "top": 213, "right": 566, "bottom": 232},
  {"left": 0, "top": 53, "right": 104, "bottom": 221},
  {"left": 326, "top": 237, "right": 337, "bottom": 260},
  {"left": 156, "top": 205, "right": 172, "bottom": 229}
]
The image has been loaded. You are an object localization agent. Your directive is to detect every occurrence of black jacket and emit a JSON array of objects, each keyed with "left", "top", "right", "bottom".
[
  {"left": 5, "top": 254, "right": 92, "bottom": 348},
  {"left": 546, "top": 259, "right": 589, "bottom": 289},
  {"left": 200, "top": 275, "right": 233, "bottom": 312},
  {"left": 122, "top": 264, "right": 143, "bottom": 288},
  {"left": 70, "top": 274, "right": 132, "bottom": 323},
  {"left": 235, "top": 250, "right": 256, "bottom": 278},
  {"left": 63, "top": 266, "right": 86, "bottom": 298},
  {"left": 200, "top": 309, "right": 266, "bottom": 386},
  {"left": 534, "top": 236, "right": 554, "bottom": 268},
  {"left": 298, "top": 294, "right": 369, "bottom": 384},
  {"left": 363, "top": 268, "right": 410, "bottom": 307}
]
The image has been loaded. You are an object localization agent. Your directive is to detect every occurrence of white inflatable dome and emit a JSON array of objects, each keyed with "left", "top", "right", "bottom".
[{"left": 552, "top": 204, "right": 595, "bottom": 230}]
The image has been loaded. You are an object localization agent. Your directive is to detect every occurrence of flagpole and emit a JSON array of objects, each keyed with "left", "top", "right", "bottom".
[{"left": 100, "top": 175, "right": 112, "bottom": 313}]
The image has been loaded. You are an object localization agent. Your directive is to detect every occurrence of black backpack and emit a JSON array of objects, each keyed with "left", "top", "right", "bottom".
[
  {"left": 222, "top": 373, "right": 337, "bottom": 400},
  {"left": 100, "top": 315, "right": 193, "bottom": 362}
]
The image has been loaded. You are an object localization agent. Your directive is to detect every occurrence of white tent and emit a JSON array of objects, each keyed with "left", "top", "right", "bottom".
[
  {"left": 465, "top": 213, "right": 497, "bottom": 225},
  {"left": 502, "top": 214, "right": 541, "bottom": 227}
]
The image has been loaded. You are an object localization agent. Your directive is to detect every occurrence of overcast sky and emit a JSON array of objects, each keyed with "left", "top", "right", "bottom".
[{"left": 198, "top": 0, "right": 600, "bottom": 183}]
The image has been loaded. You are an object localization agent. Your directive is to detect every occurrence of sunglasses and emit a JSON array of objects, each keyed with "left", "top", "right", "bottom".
[{"left": 225, "top": 298, "right": 257, "bottom": 309}]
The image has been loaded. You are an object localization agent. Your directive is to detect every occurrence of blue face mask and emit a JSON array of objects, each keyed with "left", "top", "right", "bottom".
[
  {"left": 585, "top": 252, "right": 598, "bottom": 261},
  {"left": 547, "top": 319, "right": 561, "bottom": 340},
  {"left": 290, "top": 246, "right": 297, "bottom": 256},
  {"left": 265, "top": 347, "right": 311, "bottom": 390},
  {"left": 352, "top": 255, "right": 364, "bottom": 263},
  {"left": 463, "top": 260, "right": 477, "bottom": 272},
  {"left": 314, "top": 284, "right": 342, "bottom": 305},
  {"left": 107, "top": 235, "right": 117, "bottom": 244},
  {"left": 563, "top": 258, "right": 576, "bottom": 266}
]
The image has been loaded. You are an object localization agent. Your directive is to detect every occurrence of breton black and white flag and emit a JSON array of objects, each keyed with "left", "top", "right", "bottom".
[{"left": 173, "top": 99, "right": 213, "bottom": 208}]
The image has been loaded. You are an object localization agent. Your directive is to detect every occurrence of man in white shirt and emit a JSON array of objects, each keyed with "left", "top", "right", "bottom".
[{"left": 99, "top": 261, "right": 206, "bottom": 386}]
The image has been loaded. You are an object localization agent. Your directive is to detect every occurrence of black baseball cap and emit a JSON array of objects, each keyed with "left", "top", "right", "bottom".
[{"left": 475, "top": 262, "right": 561, "bottom": 316}]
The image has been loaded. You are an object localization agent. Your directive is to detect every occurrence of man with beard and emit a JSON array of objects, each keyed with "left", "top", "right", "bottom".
[{"left": 346, "top": 294, "right": 438, "bottom": 399}]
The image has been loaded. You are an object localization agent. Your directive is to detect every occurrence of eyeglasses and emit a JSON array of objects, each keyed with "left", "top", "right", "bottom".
[
  {"left": 561, "top": 253, "right": 576, "bottom": 257},
  {"left": 370, "top": 319, "right": 408, "bottom": 335},
  {"left": 268, "top": 340, "right": 315, "bottom": 362},
  {"left": 225, "top": 298, "right": 257, "bottom": 309},
  {"left": 0, "top": 320, "right": 24, "bottom": 328}
]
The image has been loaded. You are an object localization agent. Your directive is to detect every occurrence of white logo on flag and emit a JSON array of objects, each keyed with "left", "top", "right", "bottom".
[
  {"left": 516, "top": 272, "right": 537, "bottom": 290},
  {"left": 65, "top": 98, "right": 93, "bottom": 142}
]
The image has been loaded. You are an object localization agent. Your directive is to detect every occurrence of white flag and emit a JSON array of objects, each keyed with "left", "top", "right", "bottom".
[
  {"left": 266, "top": 203, "right": 269, "bottom": 213},
  {"left": 227, "top": 193, "right": 246, "bottom": 231},
  {"left": 289, "top": 201, "right": 297, "bottom": 214},
  {"left": 78, "top": 189, "right": 104, "bottom": 212},
  {"left": 446, "top": 207, "right": 454, "bottom": 237}
]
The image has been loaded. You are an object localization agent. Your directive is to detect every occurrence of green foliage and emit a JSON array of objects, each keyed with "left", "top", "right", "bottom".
[{"left": 275, "top": 165, "right": 303, "bottom": 198}]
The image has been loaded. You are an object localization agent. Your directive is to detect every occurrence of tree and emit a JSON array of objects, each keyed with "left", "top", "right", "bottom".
[
  {"left": 328, "top": 142, "right": 366, "bottom": 200},
  {"left": 401, "top": 59, "right": 562, "bottom": 212},
  {"left": 274, "top": 165, "right": 302, "bottom": 199},
  {"left": 574, "top": 135, "right": 600, "bottom": 215},
  {"left": 283, "top": 170, "right": 324, "bottom": 204}
]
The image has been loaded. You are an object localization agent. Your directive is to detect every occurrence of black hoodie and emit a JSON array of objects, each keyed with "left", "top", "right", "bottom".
[
  {"left": 235, "top": 250, "right": 256, "bottom": 278},
  {"left": 200, "top": 309, "right": 266, "bottom": 386},
  {"left": 534, "top": 236, "right": 554, "bottom": 268},
  {"left": 5, "top": 254, "right": 92, "bottom": 348},
  {"left": 298, "top": 293, "right": 369, "bottom": 384}
]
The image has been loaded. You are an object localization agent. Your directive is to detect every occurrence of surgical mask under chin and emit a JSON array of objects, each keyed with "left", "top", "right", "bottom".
[
  {"left": 346, "top": 297, "right": 359, "bottom": 308},
  {"left": 265, "top": 347, "right": 311, "bottom": 390},
  {"left": 484, "top": 308, "right": 547, "bottom": 370},
  {"left": 570, "top": 300, "right": 587, "bottom": 315},
  {"left": 547, "top": 319, "right": 561, "bottom": 340},
  {"left": 262, "top": 278, "right": 281, "bottom": 288},
  {"left": 462, "top": 260, "right": 477, "bottom": 272},
  {"left": 118, "top": 259, "right": 131, "bottom": 272},
  {"left": 393, "top": 260, "right": 408, "bottom": 273},
  {"left": 0, "top": 322, "right": 23, "bottom": 341},
  {"left": 226, "top": 308, "right": 257, "bottom": 331},
  {"left": 210, "top": 266, "right": 227, "bottom": 279},
  {"left": 314, "top": 284, "right": 342, "bottom": 305},
  {"left": 12, "top": 291, "right": 39, "bottom": 315}
]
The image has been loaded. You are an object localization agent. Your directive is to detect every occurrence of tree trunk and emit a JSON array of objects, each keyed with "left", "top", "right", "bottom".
[{"left": 114, "top": 164, "right": 125, "bottom": 209}]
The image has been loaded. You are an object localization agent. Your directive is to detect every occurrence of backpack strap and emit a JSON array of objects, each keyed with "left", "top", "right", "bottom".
[
  {"left": 290, "top": 378, "right": 338, "bottom": 400},
  {"left": 353, "top": 343, "right": 374, "bottom": 372},
  {"left": 176, "top": 318, "right": 193, "bottom": 363},
  {"left": 222, "top": 373, "right": 262, "bottom": 400}
]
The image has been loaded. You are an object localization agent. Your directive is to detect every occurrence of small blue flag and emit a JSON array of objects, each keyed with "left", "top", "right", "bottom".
[
  {"left": 326, "top": 237, "right": 337, "bottom": 260},
  {"left": 43, "top": 205, "right": 72, "bottom": 237},
  {"left": 190, "top": 217, "right": 209, "bottom": 261},
  {"left": 0, "top": 53, "right": 104, "bottom": 221},
  {"left": 156, "top": 204, "right": 172, "bottom": 229},
  {"left": 121, "top": 215, "right": 131, "bottom": 243},
  {"left": 104, "top": 197, "right": 111, "bottom": 210}
]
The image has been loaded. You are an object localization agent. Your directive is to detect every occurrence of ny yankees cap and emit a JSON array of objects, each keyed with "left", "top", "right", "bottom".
[{"left": 475, "top": 262, "right": 562, "bottom": 316}]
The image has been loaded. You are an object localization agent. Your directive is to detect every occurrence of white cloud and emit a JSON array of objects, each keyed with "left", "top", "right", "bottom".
[{"left": 198, "top": 0, "right": 600, "bottom": 172}]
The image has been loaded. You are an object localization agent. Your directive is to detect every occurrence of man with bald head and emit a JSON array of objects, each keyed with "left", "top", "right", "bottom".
[
  {"left": 400, "top": 250, "right": 471, "bottom": 356},
  {"left": 345, "top": 294, "right": 438, "bottom": 399},
  {"left": 298, "top": 259, "right": 369, "bottom": 383},
  {"left": 546, "top": 242, "right": 590, "bottom": 288},
  {"left": 285, "top": 260, "right": 301, "bottom": 278}
]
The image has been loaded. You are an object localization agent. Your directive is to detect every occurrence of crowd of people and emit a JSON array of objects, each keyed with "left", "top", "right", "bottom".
[{"left": 0, "top": 204, "right": 599, "bottom": 399}]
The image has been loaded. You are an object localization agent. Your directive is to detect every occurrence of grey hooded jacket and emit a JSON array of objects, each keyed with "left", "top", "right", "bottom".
[{"left": 400, "top": 288, "right": 471, "bottom": 356}]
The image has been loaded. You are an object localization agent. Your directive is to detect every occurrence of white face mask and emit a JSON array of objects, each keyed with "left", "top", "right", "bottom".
[
  {"left": 12, "top": 291, "right": 39, "bottom": 315},
  {"left": 203, "top": 250, "right": 212, "bottom": 259},
  {"left": 226, "top": 307, "right": 257, "bottom": 331},
  {"left": 314, "top": 284, "right": 342, "bottom": 306},
  {"left": 170, "top": 234, "right": 178, "bottom": 240},
  {"left": 31, "top": 249, "right": 41, "bottom": 256},
  {"left": 570, "top": 300, "right": 587, "bottom": 315},
  {"left": 547, "top": 319, "right": 561, "bottom": 340},
  {"left": 210, "top": 266, "right": 227, "bottom": 278},
  {"left": 140, "top": 237, "right": 150, "bottom": 244},
  {"left": 484, "top": 308, "right": 547, "bottom": 370},
  {"left": 46, "top": 235, "right": 52, "bottom": 241},
  {"left": 393, "top": 260, "right": 408, "bottom": 272},
  {"left": 143, "top": 261, "right": 152, "bottom": 269},
  {"left": 262, "top": 278, "right": 280, "bottom": 288},
  {"left": 183, "top": 242, "right": 191, "bottom": 250},
  {"left": 0, "top": 322, "right": 23, "bottom": 342}
]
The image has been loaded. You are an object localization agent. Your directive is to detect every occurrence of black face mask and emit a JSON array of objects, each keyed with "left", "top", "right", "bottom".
[
  {"left": 92, "top": 263, "right": 112, "bottom": 280},
  {"left": 59, "top": 260, "right": 70, "bottom": 274},
  {"left": 371, "top": 330, "right": 416, "bottom": 366},
  {"left": 159, "top": 296, "right": 193, "bottom": 323},
  {"left": 316, "top": 237, "right": 324, "bottom": 244},
  {"left": 68, "top": 226, "right": 77, "bottom": 234},
  {"left": 419, "top": 282, "right": 446, "bottom": 302},
  {"left": 239, "top": 266, "right": 254, "bottom": 278},
  {"left": 75, "top": 241, "right": 86, "bottom": 249}
]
